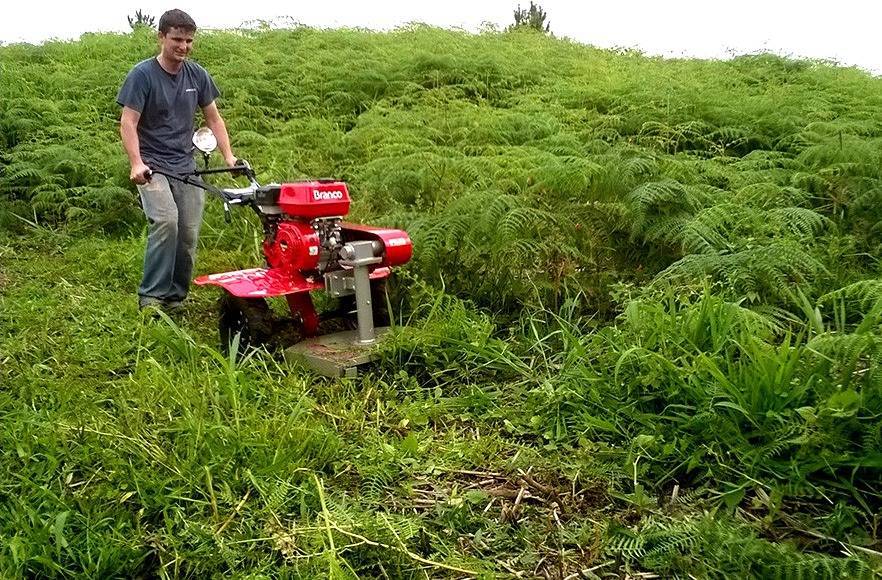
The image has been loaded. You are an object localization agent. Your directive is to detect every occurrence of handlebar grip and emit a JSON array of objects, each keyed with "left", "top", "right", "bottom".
[{"left": 230, "top": 158, "right": 250, "bottom": 177}]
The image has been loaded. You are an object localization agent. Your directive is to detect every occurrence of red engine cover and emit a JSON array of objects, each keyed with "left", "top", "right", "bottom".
[
  {"left": 279, "top": 181, "right": 350, "bottom": 218},
  {"left": 264, "top": 221, "right": 320, "bottom": 271}
]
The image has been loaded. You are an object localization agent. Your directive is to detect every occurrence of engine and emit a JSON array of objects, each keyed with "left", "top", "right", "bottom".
[
  {"left": 263, "top": 217, "right": 346, "bottom": 275},
  {"left": 257, "top": 181, "right": 353, "bottom": 276}
]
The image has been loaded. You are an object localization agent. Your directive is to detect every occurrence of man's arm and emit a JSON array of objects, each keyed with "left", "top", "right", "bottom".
[
  {"left": 202, "top": 101, "right": 236, "bottom": 167},
  {"left": 120, "top": 106, "right": 150, "bottom": 185}
]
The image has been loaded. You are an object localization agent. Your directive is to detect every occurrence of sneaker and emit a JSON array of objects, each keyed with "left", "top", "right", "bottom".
[
  {"left": 139, "top": 296, "right": 165, "bottom": 310},
  {"left": 163, "top": 299, "right": 185, "bottom": 313}
]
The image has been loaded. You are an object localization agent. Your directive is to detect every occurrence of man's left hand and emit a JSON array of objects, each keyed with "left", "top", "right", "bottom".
[{"left": 224, "top": 155, "right": 237, "bottom": 168}]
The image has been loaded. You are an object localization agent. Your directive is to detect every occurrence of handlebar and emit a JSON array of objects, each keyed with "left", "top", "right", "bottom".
[
  {"left": 146, "top": 160, "right": 260, "bottom": 222},
  {"left": 148, "top": 162, "right": 257, "bottom": 200},
  {"left": 191, "top": 158, "right": 253, "bottom": 179}
]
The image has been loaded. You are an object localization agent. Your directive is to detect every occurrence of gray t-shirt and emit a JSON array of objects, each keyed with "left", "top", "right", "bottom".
[{"left": 117, "top": 57, "right": 220, "bottom": 172}]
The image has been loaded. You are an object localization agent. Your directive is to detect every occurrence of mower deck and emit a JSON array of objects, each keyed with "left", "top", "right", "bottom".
[{"left": 283, "top": 327, "right": 391, "bottom": 378}]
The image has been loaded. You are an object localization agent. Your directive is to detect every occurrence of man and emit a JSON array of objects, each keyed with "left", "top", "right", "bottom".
[{"left": 117, "top": 8, "right": 236, "bottom": 311}]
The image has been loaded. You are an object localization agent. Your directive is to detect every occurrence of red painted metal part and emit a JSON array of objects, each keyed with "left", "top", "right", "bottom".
[
  {"left": 278, "top": 181, "right": 350, "bottom": 218},
  {"left": 340, "top": 223, "right": 413, "bottom": 268},
  {"left": 194, "top": 266, "right": 392, "bottom": 298},
  {"left": 264, "top": 221, "right": 320, "bottom": 271},
  {"left": 286, "top": 292, "right": 319, "bottom": 336},
  {"left": 194, "top": 268, "right": 324, "bottom": 297}
]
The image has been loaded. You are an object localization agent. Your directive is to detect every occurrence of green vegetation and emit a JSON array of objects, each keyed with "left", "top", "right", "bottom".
[
  {"left": 510, "top": 2, "right": 551, "bottom": 33},
  {"left": 2, "top": 24, "right": 882, "bottom": 578},
  {"left": 127, "top": 10, "right": 156, "bottom": 31}
]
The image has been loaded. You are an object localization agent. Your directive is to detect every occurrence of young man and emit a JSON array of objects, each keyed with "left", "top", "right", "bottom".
[{"left": 117, "top": 8, "right": 236, "bottom": 311}]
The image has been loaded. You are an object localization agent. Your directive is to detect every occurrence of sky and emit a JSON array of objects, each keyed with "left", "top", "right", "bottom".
[{"left": 2, "top": 1, "right": 880, "bottom": 74}]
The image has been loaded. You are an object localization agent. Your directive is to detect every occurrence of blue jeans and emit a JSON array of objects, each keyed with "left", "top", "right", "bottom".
[{"left": 137, "top": 174, "right": 205, "bottom": 304}]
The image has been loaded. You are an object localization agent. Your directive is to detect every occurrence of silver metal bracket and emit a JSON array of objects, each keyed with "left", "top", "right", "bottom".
[
  {"left": 324, "top": 270, "right": 355, "bottom": 298},
  {"left": 338, "top": 241, "right": 382, "bottom": 345}
]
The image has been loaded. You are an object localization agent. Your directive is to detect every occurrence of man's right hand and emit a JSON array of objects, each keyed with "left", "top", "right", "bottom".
[{"left": 130, "top": 162, "right": 151, "bottom": 185}]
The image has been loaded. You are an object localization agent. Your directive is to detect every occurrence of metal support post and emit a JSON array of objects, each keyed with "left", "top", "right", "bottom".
[{"left": 339, "top": 240, "right": 383, "bottom": 345}]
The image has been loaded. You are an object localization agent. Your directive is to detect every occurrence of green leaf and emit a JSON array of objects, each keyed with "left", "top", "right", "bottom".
[
  {"left": 54, "top": 510, "right": 69, "bottom": 551},
  {"left": 399, "top": 432, "right": 420, "bottom": 455},
  {"left": 721, "top": 487, "right": 746, "bottom": 511},
  {"left": 823, "top": 389, "right": 861, "bottom": 418}
]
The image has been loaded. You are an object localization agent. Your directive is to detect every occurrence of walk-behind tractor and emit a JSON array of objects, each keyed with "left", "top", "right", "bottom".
[{"left": 149, "top": 128, "right": 413, "bottom": 377}]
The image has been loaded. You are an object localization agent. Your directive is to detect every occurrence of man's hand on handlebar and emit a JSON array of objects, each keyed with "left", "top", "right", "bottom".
[
  {"left": 230, "top": 157, "right": 252, "bottom": 178},
  {"left": 130, "top": 162, "right": 151, "bottom": 185}
]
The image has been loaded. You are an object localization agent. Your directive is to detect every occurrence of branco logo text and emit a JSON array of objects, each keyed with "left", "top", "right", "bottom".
[{"left": 313, "top": 189, "right": 344, "bottom": 201}]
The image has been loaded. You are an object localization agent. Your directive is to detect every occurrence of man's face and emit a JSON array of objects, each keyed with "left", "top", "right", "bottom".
[{"left": 158, "top": 27, "right": 194, "bottom": 63}]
